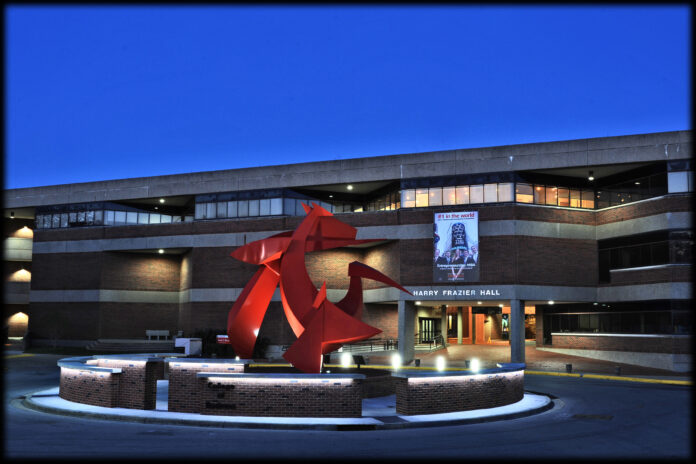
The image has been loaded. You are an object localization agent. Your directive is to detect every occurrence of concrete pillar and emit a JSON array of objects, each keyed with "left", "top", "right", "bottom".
[
  {"left": 510, "top": 299, "right": 525, "bottom": 363},
  {"left": 398, "top": 300, "right": 416, "bottom": 365},
  {"left": 457, "top": 307, "right": 463, "bottom": 344},
  {"left": 440, "top": 305, "right": 447, "bottom": 342}
]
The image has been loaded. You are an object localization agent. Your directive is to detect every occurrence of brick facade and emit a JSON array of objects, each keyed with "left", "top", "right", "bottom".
[{"left": 551, "top": 334, "right": 691, "bottom": 354}]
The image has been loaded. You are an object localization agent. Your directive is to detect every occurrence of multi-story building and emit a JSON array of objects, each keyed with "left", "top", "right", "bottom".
[{"left": 4, "top": 130, "right": 692, "bottom": 371}]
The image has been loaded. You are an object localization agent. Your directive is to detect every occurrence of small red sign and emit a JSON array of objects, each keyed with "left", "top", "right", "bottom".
[{"left": 216, "top": 335, "right": 231, "bottom": 344}]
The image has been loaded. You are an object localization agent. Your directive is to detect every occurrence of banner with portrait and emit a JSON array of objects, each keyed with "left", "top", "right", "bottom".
[{"left": 433, "top": 211, "right": 479, "bottom": 282}]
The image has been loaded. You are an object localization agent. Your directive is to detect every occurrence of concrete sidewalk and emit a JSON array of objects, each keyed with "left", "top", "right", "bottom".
[{"left": 367, "top": 344, "right": 691, "bottom": 381}]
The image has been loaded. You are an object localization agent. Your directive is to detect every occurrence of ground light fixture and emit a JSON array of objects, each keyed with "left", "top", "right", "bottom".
[
  {"left": 391, "top": 353, "right": 402, "bottom": 370},
  {"left": 470, "top": 358, "right": 480, "bottom": 373},
  {"left": 435, "top": 355, "right": 446, "bottom": 372},
  {"left": 341, "top": 352, "right": 352, "bottom": 368}
]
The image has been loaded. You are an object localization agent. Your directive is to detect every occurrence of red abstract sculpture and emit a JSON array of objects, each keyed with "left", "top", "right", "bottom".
[{"left": 226, "top": 202, "right": 411, "bottom": 373}]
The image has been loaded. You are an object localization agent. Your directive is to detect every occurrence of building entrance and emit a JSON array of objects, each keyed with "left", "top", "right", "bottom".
[
  {"left": 443, "top": 305, "right": 536, "bottom": 345},
  {"left": 418, "top": 318, "right": 439, "bottom": 343}
]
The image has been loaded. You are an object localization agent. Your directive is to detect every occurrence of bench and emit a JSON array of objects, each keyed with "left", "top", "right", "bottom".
[{"left": 146, "top": 330, "right": 170, "bottom": 341}]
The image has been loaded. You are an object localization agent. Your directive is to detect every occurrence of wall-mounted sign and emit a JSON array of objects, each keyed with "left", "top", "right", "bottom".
[{"left": 433, "top": 211, "right": 479, "bottom": 282}]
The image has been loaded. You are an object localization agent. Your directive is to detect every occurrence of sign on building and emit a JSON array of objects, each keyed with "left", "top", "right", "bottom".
[{"left": 433, "top": 211, "right": 479, "bottom": 282}]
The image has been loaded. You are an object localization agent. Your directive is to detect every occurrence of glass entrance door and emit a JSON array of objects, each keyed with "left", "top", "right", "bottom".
[{"left": 419, "top": 318, "right": 437, "bottom": 343}]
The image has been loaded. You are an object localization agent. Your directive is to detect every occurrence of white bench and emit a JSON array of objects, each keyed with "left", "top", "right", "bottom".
[{"left": 146, "top": 330, "right": 170, "bottom": 341}]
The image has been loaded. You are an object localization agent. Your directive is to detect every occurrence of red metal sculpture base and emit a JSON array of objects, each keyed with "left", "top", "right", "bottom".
[{"left": 226, "top": 202, "right": 410, "bottom": 373}]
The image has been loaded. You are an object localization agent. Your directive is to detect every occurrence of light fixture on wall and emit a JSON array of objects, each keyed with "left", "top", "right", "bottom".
[
  {"left": 588, "top": 171, "right": 595, "bottom": 181},
  {"left": 158, "top": 249, "right": 164, "bottom": 254},
  {"left": 346, "top": 185, "right": 353, "bottom": 191},
  {"left": 159, "top": 198, "right": 165, "bottom": 203}
]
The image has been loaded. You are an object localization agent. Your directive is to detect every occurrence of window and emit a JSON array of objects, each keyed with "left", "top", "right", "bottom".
[
  {"left": 238, "top": 200, "right": 249, "bottom": 217},
  {"left": 195, "top": 203, "right": 206, "bottom": 219},
  {"left": 569, "top": 189, "right": 581, "bottom": 207},
  {"left": 456, "top": 186, "right": 470, "bottom": 204},
  {"left": 581, "top": 190, "right": 594, "bottom": 209},
  {"left": 483, "top": 184, "right": 497, "bottom": 203},
  {"left": 415, "top": 189, "right": 429, "bottom": 207},
  {"left": 545, "top": 187, "right": 557, "bottom": 206},
  {"left": 114, "top": 211, "right": 126, "bottom": 224},
  {"left": 428, "top": 188, "right": 442, "bottom": 206},
  {"left": 52, "top": 214, "right": 60, "bottom": 228},
  {"left": 270, "top": 198, "right": 283, "bottom": 215},
  {"left": 150, "top": 213, "right": 161, "bottom": 224},
  {"left": 217, "top": 201, "right": 227, "bottom": 218},
  {"left": 443, "top": 187, "right": 456, "bottom": 205},
  {"left": 533, "top": 185, "right": 545, "bottom": 204},
  {"left": 283, "top": 198, "right": 296, "bottom": 216},
  {"left": 61, "top": 213, "right": 69, "bottom": 228},
  {"left": 227, "top": 201, "right": 238, "bottom": 218},
  {"left": 557, "top": 188, "right": 570, "bottom": 207},
  {"left": 401, "top": 189, "right": 415, "bottom": 208},
  {"left": 470, "top": 185, "right": 483, "bottom": 203},
  {"left": 206, "top": 202, "right": 216, "bottom": 219},
  {"left": 248, "top": 199, "right": 260, "bottom": 216},
  {"left": 515, "top": 183, "right": 533, "bottom": 203},
  {"left": 126, "top": 212, "right": 138, "bottom": 224},
  {"left": 498, "top": 183, "right": 513, "bottom": 202},
  {"left": 138, "top": 212, "right": 149, "bottom": 224}
]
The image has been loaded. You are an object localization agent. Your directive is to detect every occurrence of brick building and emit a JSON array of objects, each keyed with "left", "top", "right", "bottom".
[{"left": 3, "top": 130, "right": 692, "bottom": 372}]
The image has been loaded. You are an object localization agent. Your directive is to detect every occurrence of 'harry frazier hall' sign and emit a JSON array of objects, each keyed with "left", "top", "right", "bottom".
[
  {"left": 433, "top": 211, "right": 479, "bottom": 283},
  {"left": 411, "top": 288, "right": 502, "bottom": 297}
]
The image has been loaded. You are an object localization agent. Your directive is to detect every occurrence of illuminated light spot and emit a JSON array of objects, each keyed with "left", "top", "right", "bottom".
[
  {"left": 470, "top": 358, "right": 480, "bottom": 373},
  {"left": 341, "top": 352, "right": 352, "bottom": 368},
  {"left": 346, "top": 185, "right": 353, "bottom": 190},
  {"left": 391, "top": 353, "right": 402, "bottom": 370},
  {"left": 159, "top": 198, "right": 165, "bottom": 203},
  {"left": 436, "top": 356, "right": 446, "bottom": 372},
  {"left": 158, "top": 249, "right": 164, "bottom": 254}
]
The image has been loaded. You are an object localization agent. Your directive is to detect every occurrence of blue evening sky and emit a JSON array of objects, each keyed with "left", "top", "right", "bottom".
[{"left": 5, "top": 5, "right": 690, "bottom": 189}]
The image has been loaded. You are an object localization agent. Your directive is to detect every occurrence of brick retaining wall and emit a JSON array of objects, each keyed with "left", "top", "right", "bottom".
[
  {"left": 394, "top": 369, "right": 524, "bottom": 415},
  {"left": 198, "top": 374, "right": 364, "bottom": 418},
  {"left": 167, "top": 360, "right": 247, "bottom": 413}
]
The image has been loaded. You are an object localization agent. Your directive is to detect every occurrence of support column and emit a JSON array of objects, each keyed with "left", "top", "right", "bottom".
[
  {"left": 457, "top": 307, "right": 463, "bottom": 344},
  {"left": 510, "top": 299, "right": 525, "bottom": 363},
  {"left": 440, "top": 305, "right": 447, "bottom": 343},
  {"left": 398, "top": 300, "right": 416, "bottom": 365}
]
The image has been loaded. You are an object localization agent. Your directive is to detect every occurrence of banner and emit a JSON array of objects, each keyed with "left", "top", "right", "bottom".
[{"left": 433, "top": 211, "right": 479, "bottom": 282}]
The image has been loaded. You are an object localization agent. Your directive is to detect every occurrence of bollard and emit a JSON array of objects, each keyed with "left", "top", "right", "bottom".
[
  {"left": 615, "top": 366, "right": 621, "bottom": 376},
  {"left": 565, "top": 363, "right": 572, "bottom": 373}
]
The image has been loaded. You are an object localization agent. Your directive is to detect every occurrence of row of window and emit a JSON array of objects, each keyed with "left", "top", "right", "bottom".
[
  {"left": 545, "top": 310, "right": 689, "bottom": 335},
  {"left": 35, "top": 210, "right": 194, "bottom": 229}
]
